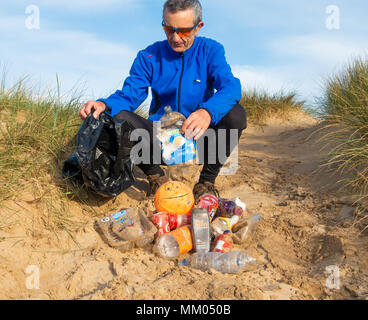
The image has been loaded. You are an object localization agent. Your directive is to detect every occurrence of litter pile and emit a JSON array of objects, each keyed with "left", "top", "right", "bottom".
[{"left": 95, "top": 180, "right": 262, "bottom": 274}]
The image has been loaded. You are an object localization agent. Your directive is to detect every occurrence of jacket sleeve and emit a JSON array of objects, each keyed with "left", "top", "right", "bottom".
[
  {"left": 197, "top": 42, "right": 242, "bottom": 126},
  {"left": 97, "top": 50, "right": 152, "bottom": 117}
]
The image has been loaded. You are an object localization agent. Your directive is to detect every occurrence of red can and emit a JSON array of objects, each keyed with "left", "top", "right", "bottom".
[
  {"left": 151, "top": 212, "right": 170, "bottom": 237},
  {"left": 168, "top": 214, "right": 191, "bottom": 229},
  {"left": 198, "top": 193, "right": 219, "bottom": 222}
]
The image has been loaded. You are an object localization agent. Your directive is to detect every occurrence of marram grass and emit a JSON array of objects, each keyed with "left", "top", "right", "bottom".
[
  {"left": 240, "top": 89, "right": 305, "bottom": 125},
  {"left": 319, "top": 56, "right": 368, "bottom": 205}
]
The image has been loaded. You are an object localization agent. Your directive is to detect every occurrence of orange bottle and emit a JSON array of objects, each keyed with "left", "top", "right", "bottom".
[{"left": 153, "top": 225, "right": 193, "bottom": 259}]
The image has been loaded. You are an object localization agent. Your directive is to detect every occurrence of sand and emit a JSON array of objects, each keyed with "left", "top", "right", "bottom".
[{"left": 1, "top": 110, "right": 368, "bottom": 300}]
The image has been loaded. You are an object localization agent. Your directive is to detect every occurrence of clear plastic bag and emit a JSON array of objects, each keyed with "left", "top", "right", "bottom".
[
  {"left": 232, "top": 214, "right": 262, "bottom": 246},
  {"left": 96, "top": 208, "right": 157, "bottom": 252}
]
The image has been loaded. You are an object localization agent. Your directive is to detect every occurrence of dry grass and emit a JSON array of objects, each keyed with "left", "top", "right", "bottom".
[
  {"left": 317, "top": 56, "right": 368, "bottom": 230},
  {"left": 239, "top": 89, "right": 306, "bottom": 125},
  {"left": 318, "top": 57, "right": 368, "bottom": 198}
]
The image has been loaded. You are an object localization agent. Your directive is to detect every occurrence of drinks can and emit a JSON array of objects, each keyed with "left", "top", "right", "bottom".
[
  {"left": 168, "top": 214, "right": 191, "bottom": 229},
  {"left": 198, "top": 194, "right": 219, "bottom": 222},
  {"left": 151, "top": 212, "right": 170, "bottom": 237}
]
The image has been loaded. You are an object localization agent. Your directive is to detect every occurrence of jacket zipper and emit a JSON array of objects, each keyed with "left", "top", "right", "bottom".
[{"left": 178, "top": 53, "right": 185, "bottom": 113}]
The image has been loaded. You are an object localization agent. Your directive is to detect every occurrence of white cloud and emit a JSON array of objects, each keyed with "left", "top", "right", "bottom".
[
  {"left": 232, "top": 65, "right": 291, "bottom": 93},
  {"left": 269, "top": 34, "right": 368, "bottom": 68},
  {"left": 232, "top": 64, "right": 321, "bottom": 106},
  {"left": 0, "top": 10, "right": 137, "bottom": 102},
  {"left": 232, "top": 33, "right": 368, "bottom": 106}
]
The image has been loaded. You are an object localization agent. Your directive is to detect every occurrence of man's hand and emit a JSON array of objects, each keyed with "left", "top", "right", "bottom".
[
  {"left": 79, "top": 100, "right": 106, "bottom": 120},
  {"left": 181, "top": 109, "right": 211, "bottom": 140}
]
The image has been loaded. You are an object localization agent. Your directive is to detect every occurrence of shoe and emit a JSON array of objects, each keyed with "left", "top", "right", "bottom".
[
  {"left": 193, "top": 181, "right": 220, "bottom": 204},
  {"left": 146, "top": 173, "right": 170, "bottom": 197}
]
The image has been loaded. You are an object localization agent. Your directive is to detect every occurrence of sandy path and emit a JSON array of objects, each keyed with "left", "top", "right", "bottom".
[{"left": 1, "top": 111, "right": 368, "bottom": 300}]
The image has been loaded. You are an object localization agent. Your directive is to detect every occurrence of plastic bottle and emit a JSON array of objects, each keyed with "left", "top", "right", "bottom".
[
  {"left": 160, "top": 106, "right": 186, "bottom": 129},
  {"left": 158, "top": 106, "right": 197, "bottom": 165},
  {"left": 191, "top": 208, "right": 211, "bottom": 253},
  {"left": 153, "top": 225, "right": 193, "bottom": 259},
  {"left": 212, "top": 230, "right": 233, "bottom": 253},
  {"left": 216, "top": 197, "right": 246, "bottom": 218},
  {"left": 198, "top": 194, "right": 219, "bottom": 222},
  {"left": 210, "top": 215, "right": 240, "bottom": 240},
  {"left": 178, "top": 251, "right": 257, "bottom": 274},
  {"left": 233, "top": 197, "right": 246, "bottom": 216}
]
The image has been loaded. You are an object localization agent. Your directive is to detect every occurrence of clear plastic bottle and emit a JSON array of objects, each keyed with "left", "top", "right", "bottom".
[
  {"left": 160, "top": 106, "right": 186, "bottom": 129},
  {"left": 191, "top": 208, "right": 210, "bottom": 253},
  {"left": 153, "top": 225, "right": 193, "bottom": 259},
  {"left": 158, "top": 106, "right": 197, "bottom": 165},
  {"left": 210, "top": 215, "right": 240, "bottom": 240},
  {"left": 178, "top": 251, "right": 257, "bottom": 274},
  {"left": 216, "top": 197, "right": 246, "bottom": 218}
]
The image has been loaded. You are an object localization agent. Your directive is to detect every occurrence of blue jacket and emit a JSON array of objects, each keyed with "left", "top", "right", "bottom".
[{"left": 98, "top": 36, "right": 242, "bottom": 126}]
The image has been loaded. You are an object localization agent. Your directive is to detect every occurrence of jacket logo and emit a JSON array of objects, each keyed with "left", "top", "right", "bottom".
[{"left": 193, "top": 79, "right": 201, "bottom": 84}]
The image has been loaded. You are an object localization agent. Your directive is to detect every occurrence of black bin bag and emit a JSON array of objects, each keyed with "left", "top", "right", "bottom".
[{"left": 62, "top": 112, "right": 136, "bottom": 197}]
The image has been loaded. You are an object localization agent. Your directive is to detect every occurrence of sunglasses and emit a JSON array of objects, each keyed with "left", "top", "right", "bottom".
[{"left": 162, "top": 20, "right": 199, "bottom": 38}]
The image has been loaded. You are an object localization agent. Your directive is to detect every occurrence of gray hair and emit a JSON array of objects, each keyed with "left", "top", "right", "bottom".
[{"left": 163, "top": 0, "right": 202, "bottom": 25}]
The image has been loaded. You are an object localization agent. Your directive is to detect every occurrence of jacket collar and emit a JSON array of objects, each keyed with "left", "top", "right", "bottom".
[{"left": 165, "top": 36, "right": 199, "bottom": 58}]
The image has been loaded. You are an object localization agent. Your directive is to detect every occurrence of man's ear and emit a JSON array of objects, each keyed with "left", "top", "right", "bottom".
[{"left": 195, "top": 21, "right": 204, "bottom": 36}]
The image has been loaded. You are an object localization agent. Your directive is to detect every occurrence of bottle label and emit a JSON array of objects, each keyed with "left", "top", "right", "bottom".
[
  {"left": 170, "top": 226, "right": 193, "bottom": 254},
  {"left": 218, "top": 215, "right": 240, "bottom": 230},
  {"left": 213, "top": 233, "right": 233, "bottom": 253},
  {"left": 193, "top": 218, "right": 208, "bottom": 229},
  {"left": 214, "top": 240, "right": 227, "bottom": 252}
]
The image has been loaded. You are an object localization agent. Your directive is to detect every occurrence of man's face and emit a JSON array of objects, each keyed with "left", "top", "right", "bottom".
[{"left": 163, "top": 8, "right": 203, "bottom": 53}]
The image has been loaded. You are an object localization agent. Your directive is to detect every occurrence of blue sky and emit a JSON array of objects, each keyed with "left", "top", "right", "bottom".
[{"left": 1, "top": 0, "right": 368, "bottom": 108}]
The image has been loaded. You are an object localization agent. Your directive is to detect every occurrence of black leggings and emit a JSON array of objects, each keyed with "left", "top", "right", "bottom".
[{"left": 115, "top": 104, "right": 247, "bottom": 184}]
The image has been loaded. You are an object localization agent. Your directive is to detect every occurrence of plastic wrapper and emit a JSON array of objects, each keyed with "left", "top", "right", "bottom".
[
  {"left": 95, "top": 208, "right": 157, "bottom": 252},
  {"left": 232, "top": 214, "right": 262, "bottom": 245},
  {"left": 63, "top": 112, "right": 136, "bottom": 197}
]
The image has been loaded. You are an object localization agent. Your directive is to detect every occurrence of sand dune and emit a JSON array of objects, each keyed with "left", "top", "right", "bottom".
[{"left": 1, "top": 110, "right": 367, "bottom": 300}]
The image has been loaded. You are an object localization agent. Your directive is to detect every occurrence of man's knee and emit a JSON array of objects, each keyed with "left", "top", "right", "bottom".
[
  {"left": 218, "top": 104, "right": 247, "bottom": 131},
  {"left": 115, "top": 110, "right": 136, "bottom": 122}
]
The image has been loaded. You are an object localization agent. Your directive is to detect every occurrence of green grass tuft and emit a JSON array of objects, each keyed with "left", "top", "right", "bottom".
[
  {"left": 319, "top": 56, "right": 368, "bottom": 202},
  {"left": 239, "top": 89, "right": 305, "bottom": 125}
]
